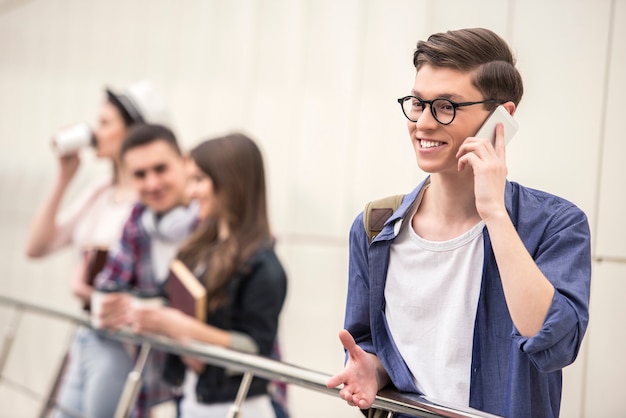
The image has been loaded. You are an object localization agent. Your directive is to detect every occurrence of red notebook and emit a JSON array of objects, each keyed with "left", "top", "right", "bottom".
[{"left": 167, "top": 259, "right": 207, "bottom": 322}]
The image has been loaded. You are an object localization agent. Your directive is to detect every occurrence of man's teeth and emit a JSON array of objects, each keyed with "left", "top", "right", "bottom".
[{"left": 420, "top": 140, "right": 443, "bottom": 149}]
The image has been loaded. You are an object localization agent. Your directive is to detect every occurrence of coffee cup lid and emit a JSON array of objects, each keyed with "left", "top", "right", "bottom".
[
  {"left": 94, "top": 281, "right": 126, "bottom": 293},
  {"left": 131, "top": 288, "right": 164, "bottom": 299}
]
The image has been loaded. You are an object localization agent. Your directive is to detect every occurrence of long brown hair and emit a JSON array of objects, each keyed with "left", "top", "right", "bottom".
[{"left": 177, "top": 133, "right": 272, "bottom": 312}]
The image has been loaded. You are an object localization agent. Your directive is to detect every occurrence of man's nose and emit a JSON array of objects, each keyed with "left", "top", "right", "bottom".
[
  {"left": 415, "top": 104, "right": 439, "bottom": 130},
  {"left": 143, "top": 171, "right": 161, "bottom": 191}
]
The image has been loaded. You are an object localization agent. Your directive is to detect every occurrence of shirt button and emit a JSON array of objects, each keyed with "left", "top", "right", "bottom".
[{"left": 394, "top": 219, "right": 402, "bottom": 236}]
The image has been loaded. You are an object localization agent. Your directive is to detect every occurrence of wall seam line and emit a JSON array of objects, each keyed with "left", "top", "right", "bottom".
[{"left": 581, "top": 1, "right": 617, "bottom": 416}]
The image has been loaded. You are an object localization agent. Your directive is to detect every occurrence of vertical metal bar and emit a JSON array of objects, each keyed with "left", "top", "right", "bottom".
[
  {"left": 38, "top": 325, "right": 77, "bottom": 418},
  {"left": 226, "top": 371, "right": 254, "bottom": 418},
  {"left": 113, "top": 342, "right": 151, "bottom": 418},
  {"left": 0, "top": 306, "right": 23, "bottom": 377},
  {"left": 2, "top": 375, "right": 85, "bottom": 417}
]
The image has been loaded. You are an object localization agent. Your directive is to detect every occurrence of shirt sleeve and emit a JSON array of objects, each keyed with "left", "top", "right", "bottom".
[
  {"left": 232, "top": 251, "right": 287, "bottom": 357},
  {"left": 52, "top": 179, "right": 109, "bottom": 252},
  {"left": 344, "top": 213, "right": 376, "bottom": 354},
  {"left": 512, "top": 204, "right": 591, "bottom": 373},
  {"left": 229, "top": 331, "right": 258, "bottom": 353},
  {"left": 94, "top": 206, "right": 141, "bottom": 290}
]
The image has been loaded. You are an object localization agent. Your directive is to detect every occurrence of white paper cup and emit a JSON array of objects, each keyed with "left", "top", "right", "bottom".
[
  {"left": 90, "top": 289, "right": 107, "bottom": 329},
  {"left": 131, "top": 290, "right": 165, "bottom": 310},
  {"left": 53, "top": 123, "right": 95, "bottom": 155},
  {"left": 130, "top": 291, "right": 165, "bottom": 335},
  {"left": 90, "top": 285, "right": 124, "bottom": 329}
]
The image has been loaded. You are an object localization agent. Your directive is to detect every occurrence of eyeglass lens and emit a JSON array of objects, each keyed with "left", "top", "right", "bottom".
[{"left": 402, "top": 97, "right": 455, "bottom": 124}]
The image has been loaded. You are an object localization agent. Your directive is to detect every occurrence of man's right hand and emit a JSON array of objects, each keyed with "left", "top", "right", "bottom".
[{"left": 326, "top": 329, "right": 390, "bottom": 409}]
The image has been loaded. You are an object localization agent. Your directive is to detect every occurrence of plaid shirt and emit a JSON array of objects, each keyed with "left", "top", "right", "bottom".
[
  {"left": 95, "top": 203, "right": 188, "bottom": 417},
  {"left": 95, "top": 203, "right": 162, "bottom": 293}
]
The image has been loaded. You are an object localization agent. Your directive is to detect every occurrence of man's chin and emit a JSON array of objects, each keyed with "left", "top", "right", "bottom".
[{"left": 145, "top": 200, "right": 175, "bottom": 215}]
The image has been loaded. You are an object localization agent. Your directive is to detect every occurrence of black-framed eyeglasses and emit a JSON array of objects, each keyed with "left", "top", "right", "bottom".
[{"left": 397, "top": 96, "right": 499, "bottom": 125}]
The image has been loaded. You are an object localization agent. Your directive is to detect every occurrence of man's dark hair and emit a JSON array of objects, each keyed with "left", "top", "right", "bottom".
[
  {"left": 413, "top": 28, "right": 524, "bottom": 107},
  {"left": 120, "top": 124, "right": 181, "bottom": 158}
]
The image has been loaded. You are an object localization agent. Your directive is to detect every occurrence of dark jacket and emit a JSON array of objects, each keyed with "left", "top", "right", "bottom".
[{"left": 164, "top": 246, "right": 288, "bottom": 403}]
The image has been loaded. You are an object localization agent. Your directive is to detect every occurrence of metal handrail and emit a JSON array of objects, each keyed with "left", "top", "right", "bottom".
[{"left": 0, "top": 294, "right": 502, "bottom": 418}]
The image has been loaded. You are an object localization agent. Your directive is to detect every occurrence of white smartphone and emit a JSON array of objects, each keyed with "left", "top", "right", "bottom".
[{"left": 475, "top": 105, "right": 518, "bottom": 146}]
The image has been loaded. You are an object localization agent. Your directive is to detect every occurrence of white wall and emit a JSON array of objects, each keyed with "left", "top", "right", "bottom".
[{"left": 0, "top": 0, "right": 624, "bottom": 417}]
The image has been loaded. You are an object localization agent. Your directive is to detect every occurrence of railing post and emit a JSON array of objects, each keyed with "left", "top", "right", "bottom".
[
  {"left": 368, "top": 408, "right": 395, "bottom": 418},
  {"left": 226, "top": 371, "right": 254, "bottom": 418},
  {"left": 38, "top": 327, "right": 76, "bottom": 418},
  {"left": 0, "top": 306, "right": 23, "bottom": 377},
  {"left": 114, "top": 342, "right": 151, "bottom": 418}
]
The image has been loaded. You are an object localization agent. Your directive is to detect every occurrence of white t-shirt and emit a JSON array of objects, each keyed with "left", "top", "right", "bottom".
[
  {"left": 180, "top": 369, "right": 275, "bottom": 418},
  {"left": 385, "top": 205, "right": 484, "bottom": 406},
  {"left": 57, "top": 179, "right": 135, "bottom": 254},
  {"left": 151, "top": 237, "right": 185, "bottom": 284}
]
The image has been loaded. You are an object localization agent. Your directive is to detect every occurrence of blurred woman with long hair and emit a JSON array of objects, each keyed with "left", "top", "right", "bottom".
[{"left": 132, "top": 133, "right": 288, "bottom": 418}]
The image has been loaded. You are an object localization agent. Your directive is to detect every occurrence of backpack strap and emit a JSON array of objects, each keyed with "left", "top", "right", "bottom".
[{"left": 363, "top": 194, "right": 404, "bottom": 243}]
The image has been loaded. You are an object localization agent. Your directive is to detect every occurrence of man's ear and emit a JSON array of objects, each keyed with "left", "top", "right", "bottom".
[{"left": 502, "top": 101, "right": 516, "bottom": 116}]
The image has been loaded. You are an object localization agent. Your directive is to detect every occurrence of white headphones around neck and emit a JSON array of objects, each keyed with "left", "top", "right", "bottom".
[{"left": 140, "top": 201, "right": 198, "bottom": 243}]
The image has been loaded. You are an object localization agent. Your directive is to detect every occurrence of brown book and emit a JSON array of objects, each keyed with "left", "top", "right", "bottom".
[
  {"left": 85, "top": 247, "right": 109, "bottom": 287},
  {"left": 83, "top": 246, "right": 109, "bottom": 311},
  {"left": 167, "top": 259, "right": 207, "bottom": 323}
]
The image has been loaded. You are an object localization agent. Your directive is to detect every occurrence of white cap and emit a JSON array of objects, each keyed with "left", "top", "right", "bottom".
[{"left": 106, "top": 80, "right": 171, "bottom": 126}]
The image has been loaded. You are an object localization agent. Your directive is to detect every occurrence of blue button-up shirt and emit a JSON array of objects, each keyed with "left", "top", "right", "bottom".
[{"left": 344, "top": 178, "right": 591, "bottom": 418}]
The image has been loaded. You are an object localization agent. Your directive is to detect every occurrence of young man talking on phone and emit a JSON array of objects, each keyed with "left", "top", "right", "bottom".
[{"left": 328, "top": 28, "right": 591, "bottom": 418}]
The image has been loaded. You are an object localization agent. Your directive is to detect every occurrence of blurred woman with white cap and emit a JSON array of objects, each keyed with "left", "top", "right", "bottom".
[{"left": 25, "top": 80, "right": 172, "bottom": 418}]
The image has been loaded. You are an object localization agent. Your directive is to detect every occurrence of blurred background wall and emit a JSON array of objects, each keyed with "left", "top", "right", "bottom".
[{"left": 0, "top": 0, "right": 624, "bottom": 417}]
